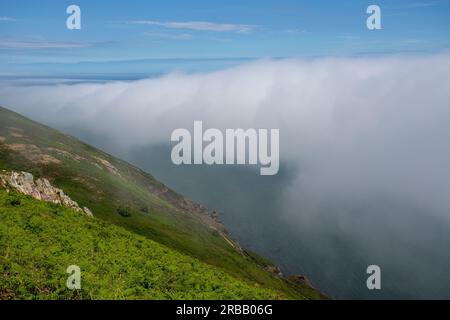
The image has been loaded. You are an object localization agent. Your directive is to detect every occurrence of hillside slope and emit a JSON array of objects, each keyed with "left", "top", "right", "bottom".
[
  {"left": 0, "top": 189, "right": 280, "bottom": 299},
  {"left": 0, "top": 106, "right": 326, "bottom": 299}
]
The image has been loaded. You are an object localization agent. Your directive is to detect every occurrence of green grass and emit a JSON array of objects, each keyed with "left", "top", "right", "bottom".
[
  {"left": 0, "top": 106, "right": 327, "bottom": 300},
  {"left": 0, "top": 189, "right": 283, "bottom": 300}
]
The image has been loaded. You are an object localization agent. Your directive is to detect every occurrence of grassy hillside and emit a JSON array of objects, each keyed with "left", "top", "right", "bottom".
[
  {"left": 0, "top": 106, "right": 326, "bottom": 300},
  {"left": 0, "top": 189, "right": 280, "bottom": 299}
]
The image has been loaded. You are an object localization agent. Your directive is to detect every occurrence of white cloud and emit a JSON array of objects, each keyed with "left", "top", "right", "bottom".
[
  {"left": 282, "top": 29, "right": 306, "bottom": 34},
  {"left": 0, "top": 38, "right": 93, "bottom": 49},
  {"left": 129, "top": 20, "right": 257, "bottom": 33},
  {"left": 337, "top": 35, "right": 360, "bottom": 40},
  {"left": 144, "top": 32, "right": 193, "bottom": 41},
  {"left": 0, "top": 16, "right": 16, "bottom": 22},
  {"left": 408, "top": 1, "right": 443, "bottom": 8},
  {"left": 1, "top": 55, "right": 450, "bottom": 223}
]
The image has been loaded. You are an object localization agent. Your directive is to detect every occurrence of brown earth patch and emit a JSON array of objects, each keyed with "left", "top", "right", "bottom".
[
  {"left": 7, "top": 127, "right": 24, "bottom": 135},
  {"left": 5, "top": 143, "right": 61, "bottom": 165},
  {"left": 71, "top": 176, "right": 104, "bottom": 197},
  {"left": 46, "top": 147, "right": 86, "bottom": 162},
  {"left": 10, "top": 132, "right": 25, "bottom": 138}
]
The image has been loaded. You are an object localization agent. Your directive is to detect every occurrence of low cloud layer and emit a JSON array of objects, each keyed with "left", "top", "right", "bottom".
[
  {"left": 2, "top": 55, "right": 450, "bottom": 219},
  {"left": 2, "top": 55, "right": 450, "bottom": 297}
]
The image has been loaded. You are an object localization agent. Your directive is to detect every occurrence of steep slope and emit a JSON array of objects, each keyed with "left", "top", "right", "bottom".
[
  {"left": 0, "top": 188, "right": 279, "bottom": 299},
  {"left": 0, "top": 106, "right": 326, "bottom": 299}
]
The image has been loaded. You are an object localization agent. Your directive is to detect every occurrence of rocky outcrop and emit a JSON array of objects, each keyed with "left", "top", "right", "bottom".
[
  {"left": 0, "top": 171, "right": 93, "bottom": 217},
  {"left": 265, "top": 265, "right": 284, "bottom": 277},
  {"left": 287, "top": 275, "right": 314, "bottom": 288},
  {"left": 93, "top": 156, "right": 122, "bottom": 178},
  {"left": 82, "top": 206, "right": 93, "bottom": 217}
]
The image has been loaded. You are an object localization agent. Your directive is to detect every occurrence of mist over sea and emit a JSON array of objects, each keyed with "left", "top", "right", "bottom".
[
  {"left": 117, "top": 144, "right": 450, "bottom": 300},
  {"left": 34, "top": 133, "right": 448, "bottom": 299},
  {"left": 27, "top": 122, "right": 450, "bottom": 299}
]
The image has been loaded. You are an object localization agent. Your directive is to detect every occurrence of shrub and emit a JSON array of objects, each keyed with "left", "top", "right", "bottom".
[
  {"left": 9, "top": 198, "right": 21, "bottom": 206},
  {"left": 117, "top": 206, "right": 131, "bottom": 217}
]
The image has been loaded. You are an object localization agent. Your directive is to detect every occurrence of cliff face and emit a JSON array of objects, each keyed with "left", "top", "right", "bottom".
[{"left": 0, "top": 171, "right": 93, "bottom": 217}]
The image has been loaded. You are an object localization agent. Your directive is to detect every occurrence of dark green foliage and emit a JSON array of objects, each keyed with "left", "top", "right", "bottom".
[
  {"left": 117, "top": 206, "right": 132, "bottom": 217},
  {"left": 9, "top": 198, "right": 21, "bottom": 206},
  {"left": 140, "top": 206, "right": 149, "bottom": 213}
]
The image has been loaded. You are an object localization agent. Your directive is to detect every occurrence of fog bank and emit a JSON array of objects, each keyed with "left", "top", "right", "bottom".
[{"left": 2, "top": 55, "right": 450, "bottom": 298}]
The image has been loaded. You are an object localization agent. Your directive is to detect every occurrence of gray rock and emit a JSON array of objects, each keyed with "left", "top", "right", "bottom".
[
  {"left": 0, "top": 170, "right": 93, "bottom": 217},
  {"left": 83, "top": 207, "right": 93, "bottom": 217}
]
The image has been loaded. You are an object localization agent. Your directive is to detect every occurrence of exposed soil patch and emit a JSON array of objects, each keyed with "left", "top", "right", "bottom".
[
  {"left": 46, "top": 147, "right": 86, "bottom": 162},
  {"left": 5, "top": 143, "right": 61, "bottom": 165}
]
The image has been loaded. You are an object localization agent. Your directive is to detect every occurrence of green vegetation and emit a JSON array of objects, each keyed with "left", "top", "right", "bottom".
[
  {"left": 117, "top": 206, "right": 132, "bottom": 218},
  {"left": 0, "top": 189, "right": 280, "bottom": 299},
  {"left": 0, "top": 106, "right": 327, "bottom": 300}
]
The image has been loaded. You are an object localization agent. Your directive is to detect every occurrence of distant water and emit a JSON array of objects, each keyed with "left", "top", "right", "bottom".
[{"left": 0, "top": 57, "right": 255, "bottom": 83}]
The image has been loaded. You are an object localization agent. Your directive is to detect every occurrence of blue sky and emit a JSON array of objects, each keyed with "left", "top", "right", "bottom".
[{"left": 0, "top": 0, "right": 449, "bottom": 77}]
